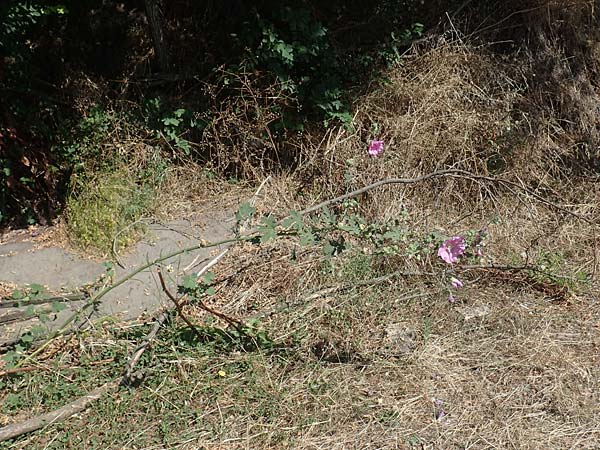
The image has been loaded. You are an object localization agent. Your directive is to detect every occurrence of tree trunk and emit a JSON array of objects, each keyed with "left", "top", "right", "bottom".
[{"left": 145, "top": 0, "right": 169, "bottom": 72}]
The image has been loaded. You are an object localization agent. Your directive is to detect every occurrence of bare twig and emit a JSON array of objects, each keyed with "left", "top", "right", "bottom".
[
  {"left": 0, "top": 293, "right": 86, "bottom": 309},
  {"left": 198, "top": 249, "right": 229, "bottom": 276},
  {"left": 122, "top": 311, "right": 170, "bottom": 383},
  {"left": 300, "top": 169, "right": 594, "bottom": 224},
  {"left": 196, "top": 298, "right": 245, "bottom": 329},
  {"left": 112, "top": 217, "right": 154, "bottom": 269},
  {"left": 0, "top": 310, "right": 40, "bottom": 325},
  {"left": 0, "top": 358, "right": 115, "bottom": 377},
  {"left": 157, "top": 269, "right": 203, "bottom": 341}
]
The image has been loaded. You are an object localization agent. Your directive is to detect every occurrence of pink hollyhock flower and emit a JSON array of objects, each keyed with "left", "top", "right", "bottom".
[
  {"left": 450, "top": 277, "right": 464, "bottom": 288},
  {"left": 368, "top": 140, "right": 384, "bottom": 157},
  {"left": 448, "top": 294, "right": 456, "bottom": 303},
  {"left": 437, "top": 236, "right": 466, "bottom": 264}
]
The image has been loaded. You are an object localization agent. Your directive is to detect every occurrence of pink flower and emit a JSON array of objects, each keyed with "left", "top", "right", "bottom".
[
  {"left": 448, "top": 294, "right": 456, "bottom": 303},
  {"left": 476, "top": 246, "right": 484, "bottom": 257},
  {"left": 437, "top": 236, "right": 466, "bottom": 264},
  {"left": 368, "top": 140, "right": 384, "bottom": 157},
  {"left": 450, "top": 277, "right": 464, "bottom": 288}
]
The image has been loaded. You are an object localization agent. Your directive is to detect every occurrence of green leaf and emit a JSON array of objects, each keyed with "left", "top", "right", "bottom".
[
  {"left": 200, "top": 271, "right": 215, "bottom": 284},
  {"left": 51, "top": 301, "right": 67, "bottom": 313},
  {"left": 383, "top": 230, "right": 403, "bottom": 242},
  {"left": 11, "top": 290, "right": 24, "bottom": 300},
  {"left": 281, "top": 210, "right": 303, "bottom": 230},
  {"left": 299, "top": 230, "right": 315, "bottom": 246},
  {"left": 103, "top": 261, "right": 115, "bottom": 277},
  {"left": 174, "top": 137, "right": 191, "bottom": 154},
  {"left": 38, "top": 312, "right": 49, "bottom": 323},
  {"left": 320, "top": 207, "right": 336, "bottom": 226},
  {"left": 258, "top": 216, "right": 277, "bottom": 243},
  {"left": 29, "top": 283, "right": 45, "bottom": 297},
  {"left": 2, "top": 351, "right": 17, "bottom": 368},
  {"left": 259, "top": 227, "right": 277, "bottom": 243},
  {"left": 162, "top": 117, "right": 180, "bottom": 127},
  {"left": 236, "top": 202, "right": 256, "bottom": 222},
  {"left": 182, "top": 274, "right": 197, "bottom": 290},
  {"left": 30, "top": 325, "right": 45, "bottom": 336}
]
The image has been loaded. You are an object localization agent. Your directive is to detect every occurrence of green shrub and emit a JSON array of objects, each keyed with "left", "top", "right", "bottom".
[{"left": 66, "top": 162, "right": 161, "bottom": 255}]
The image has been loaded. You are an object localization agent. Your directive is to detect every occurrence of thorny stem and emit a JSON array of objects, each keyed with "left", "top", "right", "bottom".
[
  {"left": 157, "top": 269, "right": 204, "bottom": 341},
  {"left": 13, "top": 168, "right": 596, "bottom": 366}
]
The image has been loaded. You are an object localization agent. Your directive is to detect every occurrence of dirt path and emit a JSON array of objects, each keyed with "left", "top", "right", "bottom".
[{"left": 0, "top": 210, "right": 234, "bottom": 346}]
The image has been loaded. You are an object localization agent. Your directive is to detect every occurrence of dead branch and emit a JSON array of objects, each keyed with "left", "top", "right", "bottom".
[
  {"left": 0, "top": 293, "right": 86, "bottom": 309},
  {"left": 0, "top": 379, "right": 120, "bottom": 442},
  {"left": 157, "top": 269, "right": 204, "bottom": 341},
  {"left": 299, "top": 168, "right": 594, "bottom": 224},
  {"left": 122, "top": 311, "right": 170, "bottom": 384}
]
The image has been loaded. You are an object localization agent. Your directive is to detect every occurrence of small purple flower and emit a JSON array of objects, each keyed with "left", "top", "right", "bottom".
[
  {"left": 368, "top": 140, "right": 384, "bottom": 157},
  {"left": 450, "top": 277, "right": 464, "bottom": 289},
  {"left": 438, "top": 236, "right": 466, "bottom": 264},
  {"left": 476, "top": 246, "right": 484, "bottom": 257},
  {"left": 448, "top": 294, "right": 456, "bottom": 303}
]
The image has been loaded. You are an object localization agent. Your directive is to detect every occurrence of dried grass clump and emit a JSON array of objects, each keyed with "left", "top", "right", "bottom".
[
  {"left": 294, "top": 15, "right": 600, "bottom": 218},
  {"left": 198, "top": 67, "right": 299, "bottom": 180},
  {"left": 299, "top": 41, "right": 528, "bottom": 216},
  {"left": 522, "top": 3, "right": 600, "bottom": 176}
]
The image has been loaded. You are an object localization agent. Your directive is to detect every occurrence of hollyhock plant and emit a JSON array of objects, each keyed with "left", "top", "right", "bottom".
[
  {"left": 438, "top": 236, "right": 466, "bottom": 264},
  {"left": 368, "top": 140, "right": 384, "bottom": 157}
]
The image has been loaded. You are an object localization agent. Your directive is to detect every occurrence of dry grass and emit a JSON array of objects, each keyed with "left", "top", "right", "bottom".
[{"left": 147, "top": 240, "right": 598, "bottom": 449}]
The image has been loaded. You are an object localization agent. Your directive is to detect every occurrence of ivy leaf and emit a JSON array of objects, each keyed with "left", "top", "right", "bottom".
[{"left": 236, "top": 202, "right": 256, "bottom": 222}]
